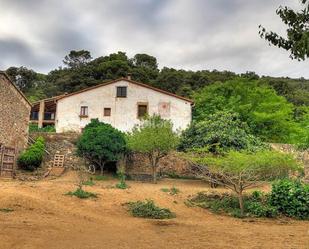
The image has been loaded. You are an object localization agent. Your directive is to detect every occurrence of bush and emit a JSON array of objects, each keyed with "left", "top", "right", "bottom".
[
  {"left": 188, "top": 191, "right": 278, "bottom": 218},
  {"left": 29, "top": 124, "right": 56, "bottom": 132},
  {"left": 66, "top": 188, "right": 97, "bottom": 199},
  {"left": 77, "top": 119, "right": 127, "bottom": 175},
  {"left": 269, "top": 179, "right": 309, "bottom": 219},
  {"left": 17, "top": 137, "right": 45, "bottom": 171},
  {"left": 179, "top": 111, "right": 265, "bottom": 153},
  {"left": 126, "top": 200, "right": 176, "bottom": 219}
]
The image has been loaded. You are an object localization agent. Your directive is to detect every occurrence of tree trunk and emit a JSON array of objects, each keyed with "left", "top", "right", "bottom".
[
  {"left": 100, "top": 162, "right": 105, "bottom": 175},
  {"left": 152, "top": 165, "right": 157, "bottom": 184},
  {"left": 238, "top": 191, "right": 244, "bottom": 216}
]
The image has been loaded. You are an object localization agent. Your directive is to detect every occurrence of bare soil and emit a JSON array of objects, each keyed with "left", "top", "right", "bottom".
[{"left": 0, "top": 171, "right": 308, "bottom": 249}]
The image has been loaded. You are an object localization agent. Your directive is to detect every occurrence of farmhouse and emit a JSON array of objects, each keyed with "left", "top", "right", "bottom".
[
  {"left": 0, "top": 71, "right": 31, "bottom": 162},
  {"left": 31, "top": 76, "right": 193, "bottom": 133}
]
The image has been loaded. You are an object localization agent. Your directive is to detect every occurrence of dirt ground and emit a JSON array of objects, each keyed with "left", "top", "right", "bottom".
[{"left": 0, "top": 171, "right": 308, "bottom": 249}]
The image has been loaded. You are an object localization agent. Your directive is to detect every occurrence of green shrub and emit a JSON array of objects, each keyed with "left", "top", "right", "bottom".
[
  {"left": 188, "top": 191, "right": 278, "bottom": 218},
  {"left": 29, "top": 124, "right": 56, "bottom": 133},
  {"left": 179, "top": 111, "right": 266, "bottom": 153},
  {"left": 269, "top": 179, "right": 309, "bottom": 219},
  {"left": 66, "top": 188, "right": 97, "bottom": 199},
  {"left": 77, "top": 119, "right": 127, "bottom": 175},
  {"left": 126, "top": 200, "right": 176, "bottom": 219},
  {"left": 17, "top": 136, "right": 45, "bottom": 171}
]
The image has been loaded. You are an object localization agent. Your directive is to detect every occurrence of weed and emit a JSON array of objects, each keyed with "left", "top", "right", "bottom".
[
  {"left": 93, "top": 175, "right": 108, "bottom": 181},
  {"left": 66, "top": 188, "right": 97, "bottom": 199},
  {"left": 160, "top": 186, "right": 180, "bottom": 195},
  {"left": 83, "top": 180, "right": 95, "bottom": 186},
  {"left": 0, "top": 208, "right": 14, "bottom": 213},
  {"left": 126, "top": 199, "right": 176, "bottom": 219}
]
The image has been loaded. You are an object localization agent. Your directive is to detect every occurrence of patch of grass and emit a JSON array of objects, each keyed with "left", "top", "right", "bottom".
[
  {"left": 126, "top": 200, "right": 176, "bottom": 219},
  {"left": 83, "top": 180, "right": 95, "bottom": 186},
  {"left": 161, "top": 186, "right": 180, "bottom": 195},
  {"left": 116, "top": 181, "right": 129, "bottom": 189},
  {"left": 0, "top": 208, "right": 14, "bottom": 213},
  {"left": 165, "top": 172, "right": 197, "bottom": 180},
  {"left": 66, "top": 188, "right": 98, "bottom": 199},
  {"left": 93, "top": 175, "right": 108, "bottom": 181}
]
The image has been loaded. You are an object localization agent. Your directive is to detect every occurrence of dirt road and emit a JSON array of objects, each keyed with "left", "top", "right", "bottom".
[{"left": 0, "top": 171, "right": 308, "bottom": 249}]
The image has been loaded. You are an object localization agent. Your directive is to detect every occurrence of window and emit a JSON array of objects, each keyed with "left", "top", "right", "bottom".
[
  {"left": 104, "top": 108, "right": 111, "bottom": 116},
  {"left": 116, "top": 86, "right": 127, "bottom": 97},
  {"left": 137, "top": 104, "right": 148, "bottom": 118},
  {"left": 80, "top": 106, "right": 88, "bottom": 117}
]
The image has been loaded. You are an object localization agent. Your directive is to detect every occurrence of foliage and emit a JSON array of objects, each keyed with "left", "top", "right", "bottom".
[
  {"left": 259, "top": 1, "right": 309, "bottom": 60},
  {"left": 161, "top": 186, "right": 180, "bottom": 195},
  {"left": 63, "top": 50, "right": 92, "bottom": 68},
  {"left": 179, "top": 111, "right": 265, "bottom": 153},
  {"left": 17, "top": 137, "right": 45, "bottom": 171},
  {"left": 126, "top": 115, "right": 179, "bottom": 183},
  {"left": 77, "top": 119, "right": 127, "bottom": 175},
  {"left": 29, "top": 124, "right": 56, "bottom": 133},
  {"left": 0, "top": 208, "right": 14, "bottom": 213},
  {"left": 115, "top": 171, "right": 129, "bottom": 189},
  {"left": 193, "top": 79, "right": 297, "bottom": 142},
  {"left": 126, "top": 200, "right": 176, "bottom": 219},
  {"left": 269, "top": 179, "right": 309, "bottom": 219},
  {"left": 188, "top": 191, "right": 278, "bottom": 218},
  {"left": 83, "top": 179, "right": 95, "bottom": 186},
  {"left": 93, "top": 175, "right": 108, "bottom": 181},
  {"left": 66, "top": 188, "right": 97, "bottom": 199},
  {"left": 188, "top": 149, "right": 301, "bottom": 215}
]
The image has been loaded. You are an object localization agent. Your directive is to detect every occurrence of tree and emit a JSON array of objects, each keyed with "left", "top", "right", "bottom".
[
  {"left": 6, "top": 66, "right": 38, "bottom": 92},
  {"left": 126, "top": 115, "right": 179, "bottom": 183},
  {"left": 178, "top": 111, "right": 265, "bottom": 153},
  {"left": 76, "top": 119, "right": 127, "bottom": 175},
  {"left": 63, "top": 50, "right": 92, "bottom": 68},
  {"left": 193, "top": 79, "right": 296, "bottom": 142},
  {"left": 188, "top": 150, "right": 301, "bottom": 216},
  {"left": 259, "top": 0, "right": 309, "bottom": 60},
  {"left": 131, "top": 54, "right": 158, "bottom": 70}
]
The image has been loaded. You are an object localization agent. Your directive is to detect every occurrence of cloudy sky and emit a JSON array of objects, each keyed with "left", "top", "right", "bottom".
[{"left": 0, "top": 0, "right": 308, "bottom": 78}]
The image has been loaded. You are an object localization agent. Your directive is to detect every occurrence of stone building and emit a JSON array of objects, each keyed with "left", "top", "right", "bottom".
[
  {"left": 31, "top": 76, "right": 193, "bottom": 132},
  {"left": 0, "top": 71, "right": 31, "bottom": 153}
]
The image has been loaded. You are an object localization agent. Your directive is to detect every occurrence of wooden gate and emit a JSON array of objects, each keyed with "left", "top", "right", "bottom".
[{"left": 0, "top": 144, "right": 16, "bottom": 178}]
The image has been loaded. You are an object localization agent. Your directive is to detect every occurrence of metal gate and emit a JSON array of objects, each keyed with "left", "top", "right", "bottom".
[{"left": 0, "top": 144, "right": 16, "bottom": 178}]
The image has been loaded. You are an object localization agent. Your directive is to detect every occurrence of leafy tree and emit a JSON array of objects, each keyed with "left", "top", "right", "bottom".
[
  {"left": 259, "top": 0, "right": 309, "bottom": 60},
  {"left": 76, "top": 119, "right": 127, "bottom": 175},
  {"left": 131, "top": 53, "right": 158, "bottom": 70},
  {"left": 188, "top": 150, "right": 301, "bottom": 216},
  {"left": 126, "top": 115, "right": 179, "bottom": 183},
  {"left": 179, "top": 111, "right": 265, "bottom": 153},
  {"left": 6, "top": 66, "right": 39, "bottom": 92},
  {"left": 193, "top": 79, "right": 296, "bottom": 142},
  {"left": 63, "top": 50, "right": 92, "bottom": 68}
]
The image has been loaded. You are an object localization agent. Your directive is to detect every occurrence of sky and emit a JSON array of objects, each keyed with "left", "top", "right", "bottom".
[{"left": 0, "top": 0, "right": 308, "bottom": 78}]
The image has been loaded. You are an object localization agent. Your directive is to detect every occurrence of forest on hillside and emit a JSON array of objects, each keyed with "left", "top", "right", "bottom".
[{"left": 5, "top": 50, "right": 309, "bottom": 147}]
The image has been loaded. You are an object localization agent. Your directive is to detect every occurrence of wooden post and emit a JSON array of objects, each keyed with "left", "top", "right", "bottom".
[{"left": 38, "top": 100, "right": 45, "bottom": 128}]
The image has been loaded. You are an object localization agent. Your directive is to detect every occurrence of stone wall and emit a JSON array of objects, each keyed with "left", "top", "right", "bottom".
[
  {"left": 30, "top": 132, "right": 84, "bottom": 169},
  {"left": 125, "top": 152, "right": 193, "bottom": 180},
  {"left": 271, "top": 143, "right": 309, "bottom": 182},
  {"left": 0, "top": 73, "right": 31, "bottom": 154}
]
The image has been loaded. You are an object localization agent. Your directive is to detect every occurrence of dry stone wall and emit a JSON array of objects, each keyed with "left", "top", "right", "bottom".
[
  {"left": 30, "top": 132, "right": 84, "bottom": 169},
  {"left": 0, "top": 73, "right": 30, "bottom": 154}
]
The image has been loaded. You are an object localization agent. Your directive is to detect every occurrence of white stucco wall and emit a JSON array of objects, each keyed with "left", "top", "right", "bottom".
[{"left": 55, "top": 80, "right": 192, "bottom": 133}]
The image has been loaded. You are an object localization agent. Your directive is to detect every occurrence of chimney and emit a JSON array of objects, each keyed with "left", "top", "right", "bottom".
[{"left": 127, "top": 73, "right": 132, "bottom": 80}]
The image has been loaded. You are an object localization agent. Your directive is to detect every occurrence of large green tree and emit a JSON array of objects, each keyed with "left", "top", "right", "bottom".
[
  {"left": 193, "top": 79, "right": 296, "bottom": 142},
  {"left": 126, "top": 115, "right": 179, "bottom": 183}
]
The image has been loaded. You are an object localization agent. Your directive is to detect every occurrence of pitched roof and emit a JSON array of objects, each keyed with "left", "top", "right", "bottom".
[
  {"left": 57, "top": 78, "right": 194, "bottom": 104},
  {"left": 0, "top": 71, "right": 31, "bottom": 107}
]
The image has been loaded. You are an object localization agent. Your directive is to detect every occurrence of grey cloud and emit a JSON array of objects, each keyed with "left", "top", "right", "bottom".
[{"left": 0, "top": 0, "right": 308, "bottom": 78}]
